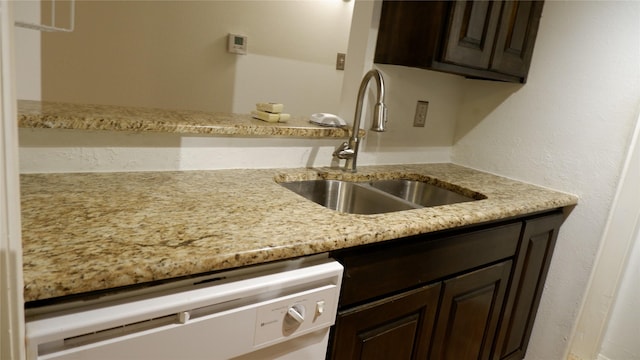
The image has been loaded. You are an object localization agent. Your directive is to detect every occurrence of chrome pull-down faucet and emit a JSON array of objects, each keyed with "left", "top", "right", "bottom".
[{"left": 333, "top": 69, "right": 388, "bottom": 172}]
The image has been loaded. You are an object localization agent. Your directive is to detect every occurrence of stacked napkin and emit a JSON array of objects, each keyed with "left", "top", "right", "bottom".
[{"left": 251, "top": 102, "right": 290, "bottom": 123}]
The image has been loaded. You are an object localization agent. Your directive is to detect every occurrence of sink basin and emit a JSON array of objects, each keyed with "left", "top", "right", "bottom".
[
  {"left": 279, "top": 180, "right": 418, "bottom": 214},
  {"left": 279, "top": 178, "right": 482, "bottom": 214},
  {"left": 368, "top": 179, "right": 477, "bottom": 207}
]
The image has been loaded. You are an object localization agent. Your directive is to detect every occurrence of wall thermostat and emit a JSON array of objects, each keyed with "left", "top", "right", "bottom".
[{"left": 228, "top": 33, "right": 247, "bottom": 55}]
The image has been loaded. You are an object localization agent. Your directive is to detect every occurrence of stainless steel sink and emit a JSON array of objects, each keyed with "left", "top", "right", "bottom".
[
  {"left": 367, "top": 179, "right": 478, "bottom": 207},
  {"left": 279, "top": 178, "right": 482, "bottom": 214},
  {"left": 279, "top": 180, "right": 418, "bottom": 215}
]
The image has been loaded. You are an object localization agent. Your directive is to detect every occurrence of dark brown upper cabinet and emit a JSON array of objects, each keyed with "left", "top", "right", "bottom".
[{"left": 374, "top": 0, "right": 545, "bottom": 83}]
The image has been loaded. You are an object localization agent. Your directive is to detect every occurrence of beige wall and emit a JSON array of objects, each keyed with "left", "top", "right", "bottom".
[
  {"left": 14, "top": 0, "right": 41, "bottom": 100},
  {"left": 23, "top": 0, "right": 462, "bottom": 174},
  {"left": 41, "top": 0, "right": 353, "bottom": 115}
]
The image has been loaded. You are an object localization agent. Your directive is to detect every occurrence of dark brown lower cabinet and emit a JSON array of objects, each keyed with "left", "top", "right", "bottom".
[
  {"left": 492, "top": 214, "right": 564, "bottom": 360},
  {"left": 430, "top": 261, "right": 511, "bottom": 360},
  {"left": 329, "top": 211, "right": 564, "bottom": 360},
  {"left": 330, "top": 283, "right": 441, "bottom": 360}
]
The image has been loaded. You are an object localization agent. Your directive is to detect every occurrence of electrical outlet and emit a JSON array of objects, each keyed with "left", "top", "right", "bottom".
[
  {"left": 414, "top": 100, "right": 429, "bottom": 127},
  {"left": 336, "top": 53, "right": 346, "bottom": 70}
]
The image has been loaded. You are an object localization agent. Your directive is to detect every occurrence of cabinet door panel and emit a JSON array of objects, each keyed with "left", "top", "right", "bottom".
[
  {"left": 443, "top": 1, "right": 502, "bottom": 69},
  {"left": 493, "top": 212, "right": 563, "bottom": 360},
  {"left": 374, "top": 1, "right": 448, "bottom": 68},
  {"left": 490, "top": 1, "right": 544, "bottom": 78},
  {"left": 430, "top": 261, "right": 512, "bottom": 360},
  {"left": 330, "top": 283, "right": 441, "bottom": 360},
  {"left": 358, "top": 315, "right": 418, "bottom": 360}
]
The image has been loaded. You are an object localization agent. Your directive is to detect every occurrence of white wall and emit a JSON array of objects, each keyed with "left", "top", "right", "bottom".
[
  {"left": 1, "top": 3, "right": 26, "bottom": 359},
  {"left": 600, "top": 224, "right": 640, "bottom": 360},
  {"left": 568, "top": 110, "right": 640, "bottom": 360},
  {"left": 452, "top": 2, "right": 640, "bottom": 359},
  {"left": 593, "top": 111, "right": 640, "bottom": 360}
]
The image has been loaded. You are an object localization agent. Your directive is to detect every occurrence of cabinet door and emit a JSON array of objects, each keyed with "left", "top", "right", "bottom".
[
  {"left": 330, "top": 283, "right": 441, "bottom": 360},
  {"left": 490, "top": 1, "right": 545, "bottom": 79},
  {"left": 442, "top": 1, "right": 503, "bottom": 69},
  {"left": 492, "top": 212, "right": 564, "bottom": 360},
  {"left": 374, "top": 1, "right": 448, "bottom": 68},
  {"left": 430, "top": 261, "right": 512, "bottom": 360}
]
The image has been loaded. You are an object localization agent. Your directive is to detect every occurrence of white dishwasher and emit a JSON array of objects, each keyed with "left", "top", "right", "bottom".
[{"left": 25, "top": 255, "right": 343, "bottom": 360}]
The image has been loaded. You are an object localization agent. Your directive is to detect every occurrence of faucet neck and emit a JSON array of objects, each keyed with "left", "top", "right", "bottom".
[
  {"left": 351, "top": 70, "right": 386, "bottom": 143},
  {"left": 344, "top": 69, "right": 387, "bottom": 172}
]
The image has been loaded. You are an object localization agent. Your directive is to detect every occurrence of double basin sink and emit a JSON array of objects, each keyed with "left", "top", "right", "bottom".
[{"left": 279, "top": 179, "right": 484, "bottom": 215}]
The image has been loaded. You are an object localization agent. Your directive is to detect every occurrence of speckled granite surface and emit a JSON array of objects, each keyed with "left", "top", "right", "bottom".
[
  {"left": 17, "top": 100, "right": 359, "bottom": 138},
  {"left": 20, "top": 163, "right": 578, "bottom": 302}
]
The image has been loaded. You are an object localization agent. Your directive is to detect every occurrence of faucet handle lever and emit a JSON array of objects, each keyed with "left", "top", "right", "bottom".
[{"left": 333, "top": 142, "right": 355, "bottom": 160}]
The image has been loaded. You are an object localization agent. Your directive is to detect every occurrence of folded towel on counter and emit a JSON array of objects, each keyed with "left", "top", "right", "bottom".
[
  {"left": 251, "top": 110, "right": 290, "bottom": 123},
  {"left": 256, "top": 102, "right": 284, "bottom": 113},
  {"left": 252, "top": 102, "right": 288, "bottom": 122}
]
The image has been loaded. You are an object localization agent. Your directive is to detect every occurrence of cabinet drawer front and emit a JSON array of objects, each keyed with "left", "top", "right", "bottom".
[{"left": 336, "top": 223, "right": 522, "bottom": 307}]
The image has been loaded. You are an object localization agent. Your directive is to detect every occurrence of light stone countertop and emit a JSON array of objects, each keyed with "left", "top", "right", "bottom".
[
  {"left": 20, "top": 163, "right": 578, "bottom": 303},
  {"left": 17, "top": 100, "right": 361, "bottom": 138}
]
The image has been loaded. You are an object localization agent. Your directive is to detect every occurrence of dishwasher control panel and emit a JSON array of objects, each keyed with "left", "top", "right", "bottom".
[{"left": 254, "top": 284, "right": 339, "bottom": 347}]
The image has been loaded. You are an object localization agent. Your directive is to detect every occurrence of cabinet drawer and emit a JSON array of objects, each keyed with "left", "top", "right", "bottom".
[{"left": 334, "top": 222, "right": 522, "bottom": 307}]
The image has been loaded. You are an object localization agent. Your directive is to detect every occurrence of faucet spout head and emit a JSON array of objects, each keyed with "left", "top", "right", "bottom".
[{"left": 370, "top": 102, "right": 388, "bottom": 132}]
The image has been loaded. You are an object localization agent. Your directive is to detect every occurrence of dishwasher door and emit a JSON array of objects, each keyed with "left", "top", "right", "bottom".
[{"left": 25, "top": 256, "right": 343, "bottom": 360}]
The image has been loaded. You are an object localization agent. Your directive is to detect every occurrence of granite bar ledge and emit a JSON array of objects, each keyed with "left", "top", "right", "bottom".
[{"left": 17, "top": 100, "right": 361, "bottom": 138}]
